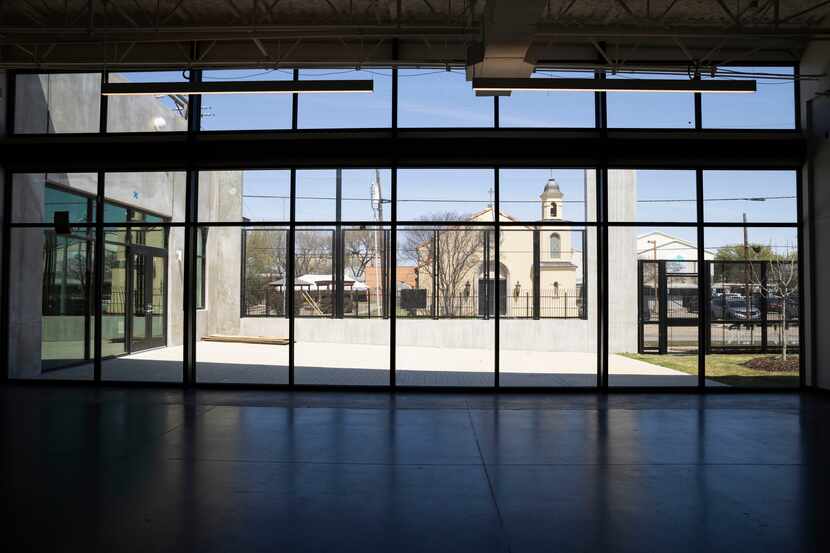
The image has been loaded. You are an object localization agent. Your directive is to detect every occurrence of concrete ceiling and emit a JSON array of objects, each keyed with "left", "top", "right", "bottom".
[{"left": 1, "top": 1, "right": 828, "bottom": 70}]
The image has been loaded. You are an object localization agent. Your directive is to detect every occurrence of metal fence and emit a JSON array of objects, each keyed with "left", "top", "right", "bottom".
[
  {"left": 241, "top": 227, "right": 588, "bottom": 320},
  {"left": 638, "top": 259, "right": 800, "bottom": 354}
]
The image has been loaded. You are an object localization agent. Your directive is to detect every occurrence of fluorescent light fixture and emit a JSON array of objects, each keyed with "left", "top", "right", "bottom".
[
  {"left": 472, "top": 77, "right": 756, "bottom": 94},
  {"left": 101, "top": 79, "right": 373, "bottom": 96}
]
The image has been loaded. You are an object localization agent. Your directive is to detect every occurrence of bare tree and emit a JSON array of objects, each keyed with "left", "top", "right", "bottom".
[
  {"left": 344, "top": 230, "right": 377, "bottom": 280},
  {"left": 400, "top": 213, "right": 486, "bottom": 317},
  {"left": 244, "top": 229, "right": 287, "bottom": 313},
  {"left": 294, "top": 230, "right": 333, "bottom": 276},
  {"left": 747, "top": 243, "right": 799, "bottom": 360}
]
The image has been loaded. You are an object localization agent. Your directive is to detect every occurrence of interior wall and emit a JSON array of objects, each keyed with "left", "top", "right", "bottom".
[{"left": 800, "top": 41, "right": 830, "bottom": 390}]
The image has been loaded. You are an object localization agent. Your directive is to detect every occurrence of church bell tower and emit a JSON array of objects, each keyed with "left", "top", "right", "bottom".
[{"left": 540, "top": 178, "right": 564, "bottom": 221}]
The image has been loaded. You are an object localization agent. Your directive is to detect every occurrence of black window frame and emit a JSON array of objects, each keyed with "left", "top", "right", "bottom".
[{"left": 0, "top": 61, "right": 809, "bottom": 392}]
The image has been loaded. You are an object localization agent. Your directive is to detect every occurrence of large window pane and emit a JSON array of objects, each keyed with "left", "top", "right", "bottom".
[
  {"left": 298, "top": 68, "right": 392, "bottom": 128},
  {"left": 499, "top": 226, "right": 596, "bottom": 386},
  {"left": 199, "top": 169, "right": 279, "bottom": 223},
  {"left": 705, "top": 227, "right": 799, "bottom": 388},
  {"left": 296, "top": 169, "right": 391, "bottom": 222},
  {"left": 200, "top": 69, "right": 293, "bottom": 130},
  {"left": 100, "top": 226, "right": 183, "bottom": 382},
  {"left": 609, "top": 170, "right": 697, "bottom": 223},
  {"left": 702, "top": 66, "right": 795, "bottom": 129},
  {"left": 609, "top": 226, "right": 700, "bottom": 387},
  {"left": 8, "top": 227, "right": 94, "bottom": 380},
  {"left": 703, "top": 170, "right": 797, "bottom": 224},
  {"left": 107, "top": 71, "right": 188, "bottom": 132},
  {"left": 15, "top": 73, "right": 101, "bottom": 134},
  {"left": 607, "top": 73, "right": 694, "bottom": 128},
  {"left": 499, "top": 169, "right": 593, "bottom": 222},
  {"left": 293, "top": 226, "right": 390, "bottom": 385},
  {"left": 196, "top": 225, "right": 287, "bottom": 384},
  {"left": 398, "top": 68, "right": 493, "bottom": 127},
  {"left": 499, "top": 70, "right": 595, "bottom": 128},
  {"left": 396, "top": 225, "right": 494, "bottom": 386},
  {"left": 12, "top": 173, "right": 98, "bottom": 224},
  {"left": 397, "top": 168, "right": 494, "bottom": 222}
]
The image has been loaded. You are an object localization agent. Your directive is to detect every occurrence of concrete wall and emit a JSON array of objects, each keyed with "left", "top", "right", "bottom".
[
  {"left": 591, "top": 170, "right": 639, "bottom": 353},
  {"left": 7, "top": 73, "right": 242, "bottom": 377},
  {"left": 14, "top": 73, "right": 101, "bottom": 134},
  {"left": 239, "top": 317, "right": 593, "bottom": 352},
  {"left": 800, "top": 41, "right": 830, "bottom": 389}
]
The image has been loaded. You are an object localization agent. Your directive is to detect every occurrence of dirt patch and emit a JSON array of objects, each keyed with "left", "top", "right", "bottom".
[{"left": 743, "top": 356, "right": 799, "bottom": 372}]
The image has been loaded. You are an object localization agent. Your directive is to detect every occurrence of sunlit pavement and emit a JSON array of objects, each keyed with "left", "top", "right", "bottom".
[{"left": 28, "top": 341, "right": 726, "bottom": 386}]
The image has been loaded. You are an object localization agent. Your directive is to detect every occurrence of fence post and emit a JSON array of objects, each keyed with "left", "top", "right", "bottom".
[
  {"left": 658, "top": 261, "right": 668, "bottom": 354},
  {"left": 533, "top": 229, "right": 540, "bottom": 320}
]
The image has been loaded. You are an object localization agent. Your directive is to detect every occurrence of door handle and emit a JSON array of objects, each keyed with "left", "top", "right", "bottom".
[{"left": 145, "top": 305, "right": 154, "bottom": 313}]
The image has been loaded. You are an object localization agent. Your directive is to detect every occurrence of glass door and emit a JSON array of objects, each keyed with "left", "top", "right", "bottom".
[{"left": 130, "top": 248, "right": 167, "bottom": 352}]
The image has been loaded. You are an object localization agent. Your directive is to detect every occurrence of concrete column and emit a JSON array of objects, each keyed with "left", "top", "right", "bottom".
[{"left": 800, "top": 42, "right": 830, "bottom": 389}]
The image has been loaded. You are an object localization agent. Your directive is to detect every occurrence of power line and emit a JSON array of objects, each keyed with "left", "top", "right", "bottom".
[{"left": 241, "top": 194, "right": 796, "bottom": 204}]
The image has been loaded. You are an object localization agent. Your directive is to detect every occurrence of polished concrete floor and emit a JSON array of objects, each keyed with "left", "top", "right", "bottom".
[{"left": 3, "top": 385, "right": 828, "bottom": 552}]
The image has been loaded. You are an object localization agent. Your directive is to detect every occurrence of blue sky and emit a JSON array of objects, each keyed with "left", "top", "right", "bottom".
[{"left": 115, "top": 67, "right": 798, "bottom": 252}]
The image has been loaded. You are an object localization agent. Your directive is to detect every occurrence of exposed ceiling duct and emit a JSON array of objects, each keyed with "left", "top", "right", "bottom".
[{"left": 466, "top": 0, "right": 548, "bottom": 96}]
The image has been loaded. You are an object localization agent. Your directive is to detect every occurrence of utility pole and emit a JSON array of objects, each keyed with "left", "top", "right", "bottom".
[{"left": 371, "top": 169, "right": 385, "bottom": 316}]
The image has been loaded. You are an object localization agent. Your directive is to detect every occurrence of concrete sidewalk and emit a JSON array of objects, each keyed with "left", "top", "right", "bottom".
[{"left": 59, "top": 341, "right": 720, "bottom": 386}]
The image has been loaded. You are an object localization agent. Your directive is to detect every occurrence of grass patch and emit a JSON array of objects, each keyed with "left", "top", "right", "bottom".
[{"left": 621, "top": 353, "right": 799, "bottom": 388}]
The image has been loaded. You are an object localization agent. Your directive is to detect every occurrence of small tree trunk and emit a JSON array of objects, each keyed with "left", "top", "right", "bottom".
[{"left": 781, "top": 299, "right": 787, "bottom": 361}]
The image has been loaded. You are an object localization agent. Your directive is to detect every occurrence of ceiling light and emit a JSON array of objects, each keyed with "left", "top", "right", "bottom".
[
  {"left": 101, "top": 80, "right": 374, "bottom": 96},
  {"left": 472, "top": 77, "right": 756, "bottom": 94}
]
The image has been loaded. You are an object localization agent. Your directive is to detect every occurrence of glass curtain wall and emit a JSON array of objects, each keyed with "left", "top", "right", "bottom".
[
  {"left": 195, "top": 170, "right": 290, "bottom": 384},
  {"left": 497, "top": 169, "right": 597, "bottom": 386},
  {"left": 4, "top": 65, "right": 802, "bottom": 389},
  {"left": 7, "top": 174, "right": 98, "bottom": 380},
  {"left": 294, "top": 170, "right": 391, "bottom": 386},
  {"left": 607, "top": 171, "right": 700, "bottom": 387},
  {"left": 703, "top": 171, "right": 799, "bottom": 388}
]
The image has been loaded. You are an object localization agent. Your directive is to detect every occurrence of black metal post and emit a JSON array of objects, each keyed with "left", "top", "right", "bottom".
[
  {"left": 390, "top": 167, "right": 397, "bottom": 387},
  {"left": 182, "top": 68, "right": 202, "bottom": 386},
  {"left": 658, "top": 261, "right": 668, "bottom": 355},
  {"left": 432, "top": 230, "right": 438, "bottom": 319},
  {"left": 637, "top": 260, "right": 644, "bottom": 354},
  {"left": 288, "top": 169, "right": 296, "bottom": 385},
  {"left": 483, "top": 229, "right": 490, "bottom": 320},
  {"left": 494, "top": 168, "right": 500, "bottom": 386},
  {"left": 696, "top": 168, "right": 706, "bottom": 387},
  {"left": 532, "top": 228, "right": 541, "bottom": 320},
  {"left": 335, "top": 168, "right": 343, "bottom": 318},
  {"left": 93, "top": 172, "right": 105, "bottom": 382}
]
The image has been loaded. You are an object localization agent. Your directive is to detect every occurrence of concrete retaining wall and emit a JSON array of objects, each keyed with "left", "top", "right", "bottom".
[{"left": 239, "top": 316, "right": 608, "bottom": 352}]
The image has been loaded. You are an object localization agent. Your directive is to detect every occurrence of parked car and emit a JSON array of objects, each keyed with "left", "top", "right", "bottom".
[
  {"left": 710, "top": 297, "right": 761, "bottom": 321},
  {"left": 750, "top": 293, "right": 800, "bottom": 318}
]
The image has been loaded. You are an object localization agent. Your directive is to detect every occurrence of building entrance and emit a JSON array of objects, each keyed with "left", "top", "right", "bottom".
[{"left": 129, "top": 247, "right": 167, "bottom": 352}]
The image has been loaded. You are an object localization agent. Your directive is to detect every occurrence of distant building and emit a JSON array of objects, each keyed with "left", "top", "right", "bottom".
[
  {"left": 637, "top": 231, "right": 716, "bottom": 261},
  {"left": 414, "top": 178, "right": 583, "bottom": 317}
]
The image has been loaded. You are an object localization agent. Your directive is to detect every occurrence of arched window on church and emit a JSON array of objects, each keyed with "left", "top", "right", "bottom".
[
  {"left": 549, "top": 203, "right": 557, "bottom": 217},
  {"left": 549, "top": 233, "right": 561, "bottom": 258}
]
